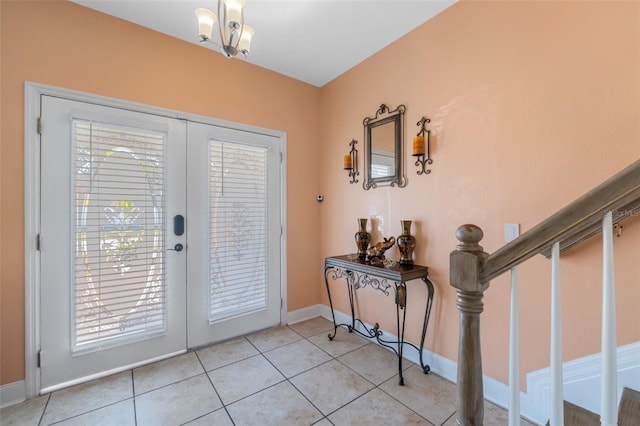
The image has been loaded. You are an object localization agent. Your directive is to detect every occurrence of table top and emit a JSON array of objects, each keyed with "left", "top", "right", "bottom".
[{"left": 325, "top": 255, "right": 429, "bottom": 282}]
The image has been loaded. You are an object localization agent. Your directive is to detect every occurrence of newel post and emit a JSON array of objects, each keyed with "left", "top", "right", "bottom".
[{"left": 450, "top": 225, "right": 490, "bottom": 425}]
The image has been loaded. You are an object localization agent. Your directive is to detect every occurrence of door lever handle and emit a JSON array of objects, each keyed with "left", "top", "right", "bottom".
[{"left": 167, "top": 243, "right": 184, "bottom": 252}]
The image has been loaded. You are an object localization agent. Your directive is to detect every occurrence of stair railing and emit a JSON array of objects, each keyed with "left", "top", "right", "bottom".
[{"left": 450, "top": 159, "right": 640, "bottom": 425}]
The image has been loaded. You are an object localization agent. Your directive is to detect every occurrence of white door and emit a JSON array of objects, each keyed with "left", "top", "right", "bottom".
[
  {"left": 40, "top": 96, "right": 187, "bottom": 391},
  {"left": 186, "top": 122, "right": 282, "bottom": 347},
  {"left": 38, "top": 95, "right": 284, "bottom": 391}
]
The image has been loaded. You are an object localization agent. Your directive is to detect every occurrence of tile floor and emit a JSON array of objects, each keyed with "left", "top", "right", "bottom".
[{"left": 1, "top": 317, "right": 534, "bottom": 426}]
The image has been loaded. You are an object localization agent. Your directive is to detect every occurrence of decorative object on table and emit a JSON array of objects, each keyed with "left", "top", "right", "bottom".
[
  {"left": 413, "top": 116, "right": 433, "bottom": 175},
  {"left": 354, "top": 218, "right": 370, "bottom": 258},
  {"left": 366, "top": 236, "right": 396, "bottom": 264},
  {"left": 397, "top": 220, "right": 416, "bottom": 265},
  {"left": 343, "top": 139, "right": 359, "bottom": 184},
  {"left": 363, "top": 103, "right": 407, "bottom": 190},
  {"left": 382, "top": 259, "right": 397, "bottom": 269}
]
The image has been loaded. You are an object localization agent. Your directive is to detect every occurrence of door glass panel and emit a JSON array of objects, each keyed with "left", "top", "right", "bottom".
[
  {"left": 208, "top": 140, "right": 268, "bottom": 322},
  {"left": 72, "top": 119, "right": 166, "bottom": 352}
]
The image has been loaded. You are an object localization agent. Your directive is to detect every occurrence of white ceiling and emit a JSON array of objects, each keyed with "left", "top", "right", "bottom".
[{"left": 71, "top": 0, "right": 456, "bottom": 87}]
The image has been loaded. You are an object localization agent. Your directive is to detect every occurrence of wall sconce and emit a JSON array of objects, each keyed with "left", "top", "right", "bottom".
[
  {"left": 344, "top": 139, "right": 359, "bottom": 184},
  {"left": 413, "top": 117, "right": 432, "bottom": 175}
]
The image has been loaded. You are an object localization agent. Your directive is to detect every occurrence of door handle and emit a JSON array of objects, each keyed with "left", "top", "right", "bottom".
[
  {"left": 167, "top": 243, "right": 184, "bottom": 252},
  {"left": 174, "top": 215, "right": 185, "bottom": 236}
]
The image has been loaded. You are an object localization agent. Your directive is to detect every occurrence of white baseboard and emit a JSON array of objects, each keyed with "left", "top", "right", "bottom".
[
  {"left": 286, "top": 304, "right": 323, "bottom": 324},
  {"left": 315, "top": 304, "right": 639, "bottom": 426},
  {"left": 0, "top": 380, "right": 26, "bottom": 409}
]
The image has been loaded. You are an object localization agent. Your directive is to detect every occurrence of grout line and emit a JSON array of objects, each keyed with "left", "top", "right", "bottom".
[
  {"left": 36, "top": 393, "right": 51, "bottom": 426},
  {"left": 45, "top": 398, "right": 136, "bottom": 425},
  {"left": 194, "top": 350, "right": 237, "bottom": 426},
  {"left": 441, "top": 411, "right": 457, "bottom": 425},
  {"left": 130, "top": 369, "right": 137, "bottom": 426}
]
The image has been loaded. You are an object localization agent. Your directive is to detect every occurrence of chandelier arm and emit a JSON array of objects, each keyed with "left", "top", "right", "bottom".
[{"left": 218, "top": 0, "right": 245, "bottom": 57}]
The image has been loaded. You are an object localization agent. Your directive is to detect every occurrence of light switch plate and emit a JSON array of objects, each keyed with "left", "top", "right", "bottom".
[{"left": 504, "top": 223, "right": 520, "bottom": 242}]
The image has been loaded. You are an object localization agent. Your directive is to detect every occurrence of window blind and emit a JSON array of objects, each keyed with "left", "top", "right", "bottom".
[
  {"left": 72, "top": 119, "right": 166, "bottom": 352},
  {"left": 208, "top": 140, "right": 269, "bottom": 322}
]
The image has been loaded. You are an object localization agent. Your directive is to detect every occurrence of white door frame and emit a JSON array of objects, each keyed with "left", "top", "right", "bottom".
[{"left": 24, "top": 82, "right": 287, "bottom": 398}]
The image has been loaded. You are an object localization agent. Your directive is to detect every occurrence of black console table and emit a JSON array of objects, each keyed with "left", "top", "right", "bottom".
[{"left": 324, "top": 255, "right": 434, "bottom": 385}]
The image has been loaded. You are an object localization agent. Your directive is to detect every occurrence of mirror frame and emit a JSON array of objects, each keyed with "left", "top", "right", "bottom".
[{"left": 363, "top": 103, "right": 407, "bottom": 190}]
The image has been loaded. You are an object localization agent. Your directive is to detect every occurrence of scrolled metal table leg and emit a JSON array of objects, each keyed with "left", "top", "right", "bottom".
[
  {"left": 419, "top": 276, "right": 435, "bottom": 374},
  {"left": 395, "top": 282, "right": 408, "bottom": 385},
  {"left": 324, "top": 265, "right": 338, "bottom": 341}
]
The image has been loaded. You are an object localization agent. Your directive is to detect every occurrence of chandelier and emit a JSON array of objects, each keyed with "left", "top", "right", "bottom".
[{"left": 195, "top": 0, "right": 255, "bottom": 58}]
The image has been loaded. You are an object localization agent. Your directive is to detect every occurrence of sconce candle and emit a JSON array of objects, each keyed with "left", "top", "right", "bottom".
[
  {"left": 412, "top": 135, "right": 425, "bottom": 156},
  {"left": 343, "top": 154, "right": 353, "bottom": 170},
  {"left": 414, "top": 116, "right": 433, "bottom": 175},
  {"left": 345, "top": 139, "right": 359, "bottom": 184}
]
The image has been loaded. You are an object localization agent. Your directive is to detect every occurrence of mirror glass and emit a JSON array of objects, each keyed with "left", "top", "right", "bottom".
[{"left": 363, "top": 104, "right": 406, "bottom": 189}]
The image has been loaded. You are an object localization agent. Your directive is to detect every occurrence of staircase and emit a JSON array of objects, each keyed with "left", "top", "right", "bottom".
[
  {"left": 449, "top": 159, "right": 640, "bottom": 425},
  {"left": 549, "top": 388, "right": 640, "bottom": 426}
]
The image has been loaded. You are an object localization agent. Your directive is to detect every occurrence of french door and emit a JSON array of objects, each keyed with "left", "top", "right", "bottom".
[
  {"left": 38, "top": 94, "right": 282, "bottom": 391},
  {"left": 186, "top": 122, "right": 282, "bottom": 347}
]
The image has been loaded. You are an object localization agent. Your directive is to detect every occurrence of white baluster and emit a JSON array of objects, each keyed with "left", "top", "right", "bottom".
[
  {"left": 601, "top": 211, "right": 618, "bottom": 426},
  {"left": 550, "top": 241, "right": 564, "bottom": 425},
  {"left": 509, "top": 266, "right": 520, "bottom": 426}
]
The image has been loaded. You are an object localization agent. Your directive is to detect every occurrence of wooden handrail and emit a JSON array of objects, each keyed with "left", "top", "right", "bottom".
[{"left": 481, "top": 160, "right": 640, "bottom": 283}]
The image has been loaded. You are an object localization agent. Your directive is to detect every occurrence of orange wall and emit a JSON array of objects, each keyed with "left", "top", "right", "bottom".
[
  {"left": 318, "top": 0, "right": 640, "bottom": 387},
  {"left": 1, "top": 0, "right": 639, "bottom": 391},
  {"left": 1, "top": 0, "right": 322, "bottom": 385}
]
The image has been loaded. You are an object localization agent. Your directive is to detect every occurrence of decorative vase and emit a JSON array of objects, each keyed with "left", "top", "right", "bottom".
[
  {"left": 397, "top": 220, "right": 416, "bottom": 265},
  {"left": 354, "top": 218, "right": 370, "bottom": 259}
]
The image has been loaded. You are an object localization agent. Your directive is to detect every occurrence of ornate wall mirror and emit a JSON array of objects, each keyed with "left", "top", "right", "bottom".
[{"left": 363, "top": 104, "right": 407, "bottom": 189}]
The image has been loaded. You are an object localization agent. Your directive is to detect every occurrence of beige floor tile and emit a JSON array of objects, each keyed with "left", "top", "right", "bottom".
[
  {"left": 207, "top": 355, "right": 285, "bottom": 404},
  {"left": 288, "top": 316, "right": 334, "bottom": 338},
  {"left": 196, "top": 337, "right": 260, "bottom": 372},
  {"left": 53, "top": 399, "right": 135, "bottom": 426},
  {"left": 442, "top": 401, "right": 536, "bottom": 426},
  {"left": 290, "top": 359, "right": 374, "bottom": 415},
  {"left": 329, "top": 388, "right": 430, "bottom": 426},
  {"left": 227, "top": 381, "right": 323, "bottom": 426},
  {"left": 133, "top": 351, "right": 204, "bottom": 395},
  {"left": 0, "top": 394, "right": 49, "bottom": 426},
  {"left": 264, "top": 339, "right": 332, "bottom": 378},
  {"left": 184, "top": 408, "right": 234, "bottom": 425},
  {"left": 380, "top": 366, "right": 456, "bottom": 425},
  {"left": 483, "top": 400, "right": 530, "bottom": 426},
  {"left": 41, "top": 371, "right": 132, "bottom": 424},
  {"left": 135, "top": 374, "right": 222, "bottom": 426},
  {"left": 246, "top": 326, "right": 302, "bottom": 352},
  {"left": 338, "top": 343, "right": 404, "bottom": 385},
  {"left": 307, "top": 327, "right": 369, "bottom": 357}
]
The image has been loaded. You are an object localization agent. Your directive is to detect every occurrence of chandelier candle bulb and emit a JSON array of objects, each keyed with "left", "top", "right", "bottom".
[
  {"left": 343, "top": 154, "right": 353, "bottom": 170},
  {"left": 195, "top": 8, "right": 217, "bottom": 41},
  {"left": 412, "top": 135, "right": 425, "bottom": 156}
]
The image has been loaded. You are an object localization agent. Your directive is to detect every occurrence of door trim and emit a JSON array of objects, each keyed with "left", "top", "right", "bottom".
[{"left": 24, "top": 82, "right": 287, "bottom": 397}]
